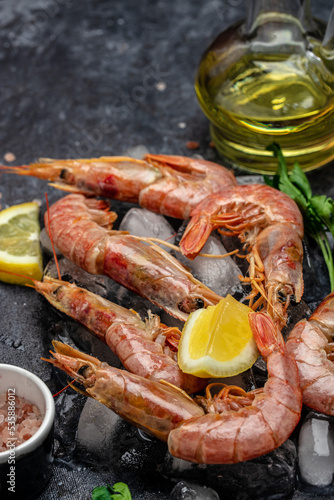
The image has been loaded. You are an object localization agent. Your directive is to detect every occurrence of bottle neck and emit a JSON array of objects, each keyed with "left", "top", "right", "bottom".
[
  {"left": 245, "top": 0, "right": 304, "bottom": 34},
  {"left": 322, "top": 6, "right": 334, "bottom": 51},
  {"left": 244, "top": 0, "right": 306, "bottom": 53}
]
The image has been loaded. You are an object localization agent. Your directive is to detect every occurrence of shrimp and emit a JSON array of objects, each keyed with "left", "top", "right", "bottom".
[
  {"left": 286, "top": 291, "right": 334, "bottom": 415},
  {"left": 1, "top": 154, "right": 237, "bottom": 219},
  {"left": 45, "top": 341, "right": 205, "bottom": 442},
  {"left": 180, "top": 184, "right": 304, "bottom": 325},
  {"left": 45, "top": 311, "right": 302, "bottom": 464},
  {"left": 45, "top": 194, "right": 222, "bottom": 321},
  {"left": 33, "top": 275, "right": 206, "bottom": 393}
]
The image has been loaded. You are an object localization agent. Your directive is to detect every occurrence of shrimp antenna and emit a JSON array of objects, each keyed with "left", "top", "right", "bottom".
[
  {"left": 45, "top": 192, "right": 61, "bottom": 280},
  {"left": 0, "top": 268, "right": 36, "bottom": 288},
  {"left": 130, "top": 235, "right": 239, "bottom": 259},
  {"left": 251, "top": 279, "right": 285, "bottom": 324}
]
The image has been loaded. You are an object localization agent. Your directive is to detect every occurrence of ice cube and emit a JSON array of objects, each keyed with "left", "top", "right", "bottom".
[
  {"left": 77, "top": 398, "right": 166, "bottom": 473},
  {"left": 236, "top": 175, "right": 265, "bottom": 185},
  {"left": 176, "top": 234, "right": 243, "bottom": 296},
  {"left": 162, "top": 452, "right": 207, "bottom": 481},
  {"left": 76, "top": 397, "right": 123, "bottom": 466},
  {"left": 40, "top": 227, "right": 62, "bottom": 257},
  {"left": 206, "top": 439, "right": 297, "bottom": 499},
  {"left": 119, "top": 207, "right": 176, "bottom": 249},
  {"left": 124, "top": 144, "right": 150, "bottom": 159},
  {"left": 298, "top": 412, "right": 334, "bottom": 486},
  {"left": 170, "top": 480, "right": 219, "bottom": 500},
  {"left": 164, "top": 440, "right": 297, "bottom": 499},
  {"left": 44, "top": 257, "right": 110, "bottom": 298},
  {"left": 54, "top": 391, "right": 86, "bottom": 456}
]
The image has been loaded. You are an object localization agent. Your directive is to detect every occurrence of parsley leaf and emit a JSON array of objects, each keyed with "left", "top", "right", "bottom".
[
  {"left": 266, "top": 143, "right": 334, "bottom": 290},
  {"left": 92, "top": 482, "right": 132, "bottom": 500}
]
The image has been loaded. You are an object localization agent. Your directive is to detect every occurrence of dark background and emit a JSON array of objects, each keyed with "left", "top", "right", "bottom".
[{"left": 0, "top": 1, "right": 333, "bottom": 499}]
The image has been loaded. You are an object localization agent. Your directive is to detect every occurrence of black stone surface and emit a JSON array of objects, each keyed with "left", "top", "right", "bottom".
[{"left": 0, "top": 1, "right": 333, "bottom": 499}]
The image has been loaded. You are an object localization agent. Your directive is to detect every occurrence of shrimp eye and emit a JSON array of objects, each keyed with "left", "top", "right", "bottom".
[
  {"left": 78, "top": 365, "right": 90, "bottom": 377},
  {"left": 195, "top": 298, "right": 205, "bottom": 309},
  {"left": 278, "top": 290, "right": 287, "bottom": 302},
  {"left": 178, "top": 297, "right": 205, "bottom": 313},
  {"left": 51, "top": 286, "right": 62, "bottom": 297},
  {"left": 60, "top": 168, "right": 68, "bottom": 179}
]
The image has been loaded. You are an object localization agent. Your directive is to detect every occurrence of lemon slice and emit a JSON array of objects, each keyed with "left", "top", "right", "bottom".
[
  {"left": 178, "top": 295, "right": 259, "bottom": 378},
  {"left": 0, "top": 202, "right": 43, "bottom": 286}
]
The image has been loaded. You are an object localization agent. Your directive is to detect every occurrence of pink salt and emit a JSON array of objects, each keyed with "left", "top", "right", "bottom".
[{"left": 0, "top": 391, "right": 43, "bottom": 451}]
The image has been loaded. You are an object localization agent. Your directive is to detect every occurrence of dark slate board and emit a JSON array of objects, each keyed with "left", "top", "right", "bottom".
[{"left": 0, "top": 1, "right": 333, "bottom": 499}]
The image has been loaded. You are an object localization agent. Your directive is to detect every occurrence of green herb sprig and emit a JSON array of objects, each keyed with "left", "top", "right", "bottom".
[
  {"left": 264, "top": 143, "right": 334, "bottom": 290},
  {"left": 92, "top": 482, "right": 132, "bottom": 500}
]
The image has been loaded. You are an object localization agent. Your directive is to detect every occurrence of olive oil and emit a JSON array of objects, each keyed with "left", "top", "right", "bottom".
[{"left": 196, "top": 46, "right": 334, "bottom": 173}]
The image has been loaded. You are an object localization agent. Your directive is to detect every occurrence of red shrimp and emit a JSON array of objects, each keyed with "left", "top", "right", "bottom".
[
  {"left": 1, "top": 154, "right": 237, "bottom": 219},
  {"left": 45, "top": 194, "right": 222, "bottom": 321},
  {"left": 34, "top": 275, "right": 206, "bottom": 393},
  {"left": 46, "top": 311, "right": 302, "bottom": 464},
  {"left": 44, "top": 341, "right": 205, "bottom": 442},
  {"left": 180, "top": 184, "right": 304, "bottom": 325},
  {"left": 286, "top": 292, "right": 334, "bottom": 415}
]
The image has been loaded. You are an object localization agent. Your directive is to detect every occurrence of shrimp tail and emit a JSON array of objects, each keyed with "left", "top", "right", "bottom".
[
  {"left": 248, "top": 311, "right": 286, "bottom": 358},
  {"left": 180, "top": 214, "right": 215, "bottom": 260},
  {"left": 145, "top": 154, "right": 196, "bottom": 172}
]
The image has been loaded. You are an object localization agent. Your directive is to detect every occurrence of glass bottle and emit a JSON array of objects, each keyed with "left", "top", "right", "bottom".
[{"left": 195, "top": 0, "right": 334, "bottom": 173}]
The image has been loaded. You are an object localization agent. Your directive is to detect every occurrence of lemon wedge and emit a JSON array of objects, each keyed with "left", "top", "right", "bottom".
[
  {"left": 0, "top": 202, "right": 43, "bottom": 286},
  {"left": 178, "top": 295, "right": 259, "bottom": 378}
]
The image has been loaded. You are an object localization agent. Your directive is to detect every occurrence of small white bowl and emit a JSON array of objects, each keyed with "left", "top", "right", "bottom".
[{"left": 0, "top": 364, "right": 55, "bottom": 500}]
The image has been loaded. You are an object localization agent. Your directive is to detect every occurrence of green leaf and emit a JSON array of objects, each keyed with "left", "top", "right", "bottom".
[
  {"left": 311, "top": 195, "right": 334, "bottom": 232},
  {"left": 266, "top": 142, "right": 334, "bottom": 291},
  {"left": 111, "top": 483, "right": 132, "bottom": 500},
  {"left": 267, "top": 143, "right": 288, "bottom": 179},
  {"left": 92, "top": 486, "right": 114, "bottom": 500},
  {"left": 92, "top": 483, "right": 132, "bottom": 500},
  {"left": 289, "top": 163, "right": 312, "bottom": 200},
  {"left": 311, "top": 195, "right": 333, "bottom": 217},
  {"left": 263, "top": 174, "right": 277, "bottom": 188},
  {"left": 266, "top": 143, "right": 308, "bottom": 211}
]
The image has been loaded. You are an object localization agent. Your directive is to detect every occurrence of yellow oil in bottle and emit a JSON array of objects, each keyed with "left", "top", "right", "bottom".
[{"left": 196, "top": 51, "right": 334, "bottom": 173}]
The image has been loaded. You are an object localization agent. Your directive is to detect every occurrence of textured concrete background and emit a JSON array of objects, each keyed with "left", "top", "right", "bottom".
[{"left": 0, "top": 1, "right": 333, "bottom": 499}]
